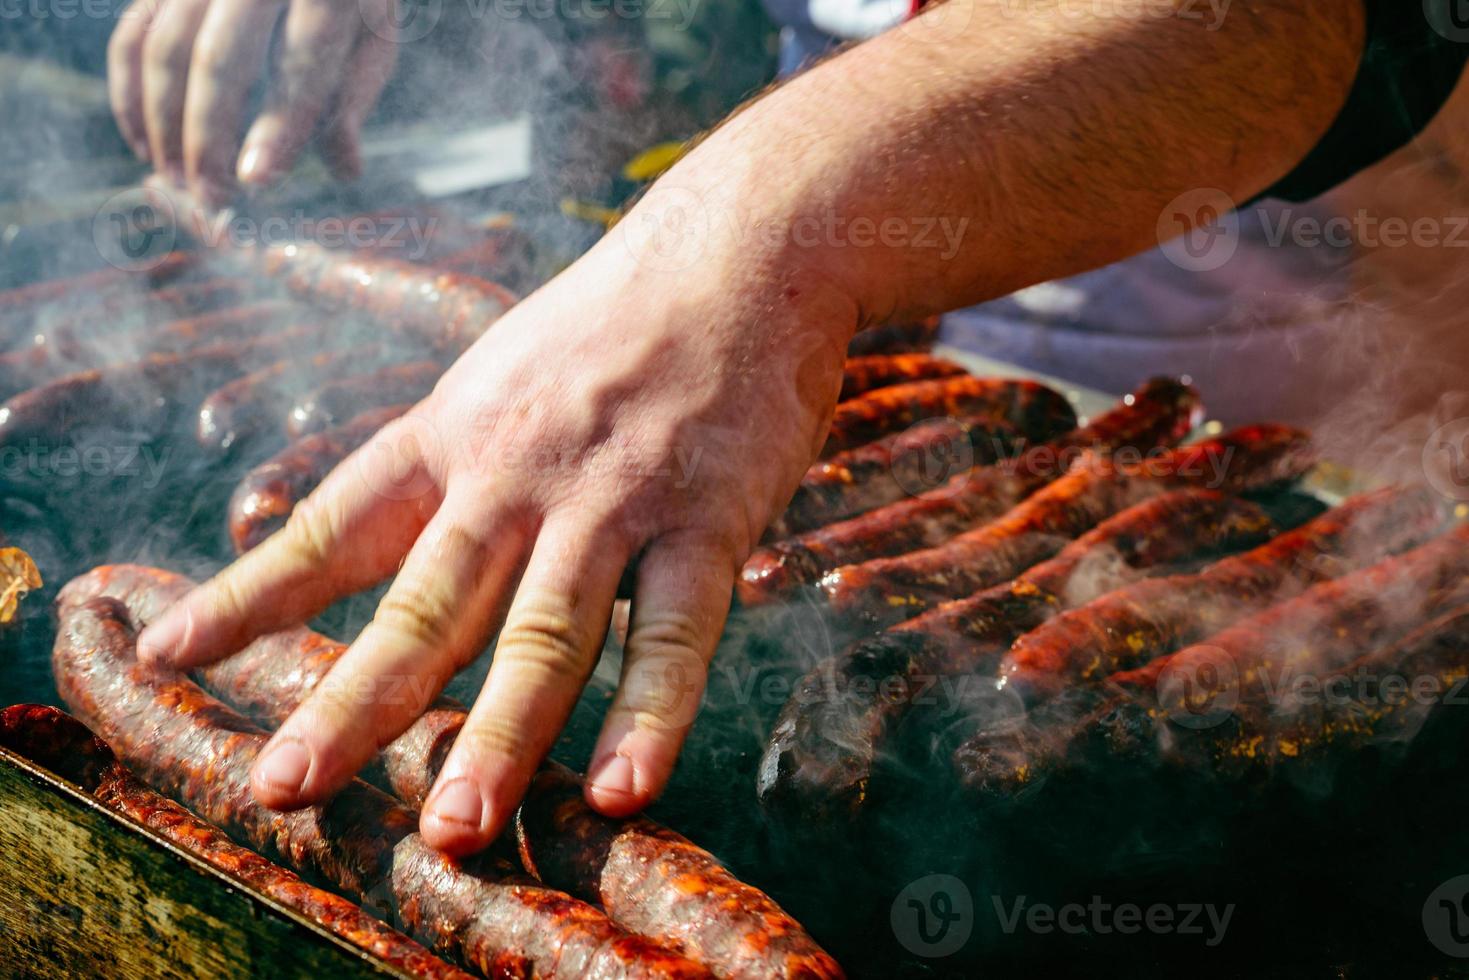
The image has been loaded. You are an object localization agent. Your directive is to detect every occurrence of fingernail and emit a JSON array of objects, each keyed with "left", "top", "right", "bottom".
[
  {"left": 427, "top": 778, "right": 484, "bottom": 828},
  {"left": 588, "top": 752, "right": 636, "bottom": 800},
  {"left": 136, "top": 616, "right": 183, "bottom": 665},
  {"left": 237, "top": 143, "right": 270, "bottom": 184},
  {"left": 254, "top": 738, "right": 312, "bottom": 795}
]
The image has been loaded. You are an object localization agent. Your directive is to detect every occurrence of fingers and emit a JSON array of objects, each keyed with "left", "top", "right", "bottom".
[
  {"left": 137, "top": 415, "right": 442, "bottom": 669},
  {"left": 140, "top": 0, "right": 211, "bottom": 182},
  {"left": 232, "top": 0, "right": 361, "bottom": 189},
  {"left": 585, "top": 530, "right": 736, "bottom": 816},
  {"left": 314, "top": 24, "right": 398, "bottom": 181},
  {"left": 248, "top": 496, "right": 529, "bottom": 811},
  {"left": 109, "top": 0, "right": 158, "bottom": 160},
  {"left": 182, "top": 0, "right": 286, "bottom": 205},
  {"left": 420, "top": 517, "right": 630, "bottom": 855}
]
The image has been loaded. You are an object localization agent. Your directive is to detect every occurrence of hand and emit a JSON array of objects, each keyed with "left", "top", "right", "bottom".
[
  {"left": 108, "top": 0, "right": 400, "bottom": 205},
  {"left": 136, "top": 178, "right": 859, "bottom": 855}
]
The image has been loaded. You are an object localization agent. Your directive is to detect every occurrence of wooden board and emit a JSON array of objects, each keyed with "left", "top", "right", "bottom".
[{"left": 0, "top": 747, "right": 412, "bottom": 978}]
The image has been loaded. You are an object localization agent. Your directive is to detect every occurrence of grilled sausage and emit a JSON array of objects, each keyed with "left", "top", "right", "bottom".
[
  {"left": 844, "top": 318, "right": 940, "bottom": 356},
  {"left": 0, "top": 252, "right": 199, "bottom": 342},
  {"left": 768, "top": 417, "right": 1031, "bottom": 540},
  {"left": 59, "top": 564, "right": 846, "bottom": 980},
  {"left": 287, "top": 360, "right": 443, "bottom": 438},
  {"left": 956, "top": 601, "right": 1469, "bottom": 797},
  {"left": 819, "top": 376, "right": 1073, "bottom": 459},
  {"left": 239, "top": 240, "right": 516, "bottom": 351},
  {"left": 0, "top": 300, "right": 305, "bottom": 399},
  {"left": 517, "top": 763, "right": 845, "bottom": 980},
  {"left": 838, "top": 354, "right": 967, "bottom": 401},
  {"left": 0, "top": 703, "right": 472, "bottom": 980},
  {"left": 196, "top": 348, "right": 385, "bottom": 453},
  {"left": 739, "top": 377, "right": 1202, "bottom": 604},
  {"left": 19, "top": 277, "right": 257, "bottom": 354},
  {"left": 817, "top": 424, "right": 1313, "bottom": 630},
  {"left": 227, "top": 404, "right": 409, "bottom": 553},
  {"left": 0, "top": 325, "right": 334, "bottom": 451},
  {"left": 1111, "top": 522, "right": 1469, "bottom": 714},
  {"left": 755, "top": 490, "right": 1276, "bottom": 818},
  {"left": 996, "top": 486, "right": 1445, "bottom": 701},
  {"left": 51, "top": 596, "right": 712, "bottom": 980}
]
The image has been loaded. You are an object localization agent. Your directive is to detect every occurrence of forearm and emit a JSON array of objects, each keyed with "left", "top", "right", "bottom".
[{"left": 635, "top": 0, "right": 1365, "bottom": 326}]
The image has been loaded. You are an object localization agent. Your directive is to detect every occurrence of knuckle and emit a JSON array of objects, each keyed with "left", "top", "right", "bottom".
[
  {"left": 373, "top": 587, "right": 454, "bottom": 651},
  {"left": 453, "top": 718, "right": 527, "bottom": 764},
  {"left": 498, "top": 598, "right": 596, "bottom": 683},
  {"left": 279, "top": 492, "right": 340, "bottom": 569},
  {"left": 143, "top": 32, "right": 192, "bottom": 77},
  {"left": 626, "top": 610, "right": 705, "bottom": 661},
  {"left": 620, "top": 645, "right": 706, "bottom": 731}
]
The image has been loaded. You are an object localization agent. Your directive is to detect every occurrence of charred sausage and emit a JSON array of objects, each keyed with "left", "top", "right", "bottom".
[
  {"left": 739, "top": 377, "right": 1202, "bottom": 604},
  {"left": 238, "top": 240, "right": 516, "bottom": 351},
  {"left": 227, "top": 404, "right": 409, "bottom": 552},
  {"left": 1110, "top": 522, "right": 1469, "bottom": 713},
  {"left": 287, "top": 360, "right": 443, "bottom": 439},
  {"left": 196, "top": 348, "right": 384, "bottom": 453},
  {"left": 844, "top": 318, "right": 940, "bottom": 356},
  {"left": 51, "top": 596, "right": 713, "bottom": 980},
  {"left": 768, "top": 417, "right": 1029, "bottom": 540},
  {"left": 0, "top": 324, "right": 335, "bottom": 451},
  {"left": 838, "top": 354, "right": 967, "bottom": 401},
  {"left": 817, "top": 424, "right": 1313, "bottom": 630},
  {"left": 755, "top": 490, "right": 1276, "bottom": 818},
  {"left": 996, "top": 485, "right": 1445, "bottom": 701},
  {"left": 819, "top": 376, "right": 1072, "bottom": 459},
  {"left": 0, "top": 703, "right": 472, "bottom": 980},
  {"left": 59, "top": 565, "right": 847, "bottom": 980}
]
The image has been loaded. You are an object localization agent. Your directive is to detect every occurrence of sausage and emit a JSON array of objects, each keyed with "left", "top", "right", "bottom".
[
  {"left": 769, "top": 416, "right": 1030, "bottom": 540},
  {"left": 239, "top": 240, "right": 516, "bottom": 351},
  {"left": 287, "top": 360, "right": 444, "bottom": 439},
  {"left": 996, "top": 485, "right": 1445, "bottom": 701},
  {"left": 0, "top": 252, "right": 198, "bottom": 342},
  {"left": 0, "top": 703, "right": 473, "bottom": 980},
  {"left": 837, "top": 354, "right": 967, "bottom": 401},
  {"left": 0, "top": 324, "right": 336, "bottom": 452},
  {"left": 819, "top": 376, "right": 1073, "bottom": 458},
  {"left": 51, "top": 596, "right": 713, "bottom": 980},
  {"left": 844, "top": 318, "right": 940, "bottom": 356},
  {"left": 0, "top": 300, "right": 305, "bottom": 400},
  {"left": 19, "top": 277, "right": 258, "bottom": 355},
  {"left": 196, "top": 348, "right": 386, "bottom": 454},
  {"left": 956, "top": 601, "right": 1469, "bottom": 797},
  {"left": 738, "top": 377, "right": 1202, "bottom": 604},
  {"left": 59, "top": 565, "right": 846, "bottom": 980},
  {"left": 1110, "top": 521, "right": 1469, "bottom": 715},
  {"left": 227, "top": 404, "right": 410, "bottom": 553},
  {"left": 516, "top": 763, "right": 845, "bottom": 980},
  {"left": 754, "top": 490, "right": 1277, "bottom": 818},
  {"left": 432, "top": 227, "right": 537, "bottom": 294},
  {"left": 817, "top": 423, "right": 1313, "bottom": 631}
]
